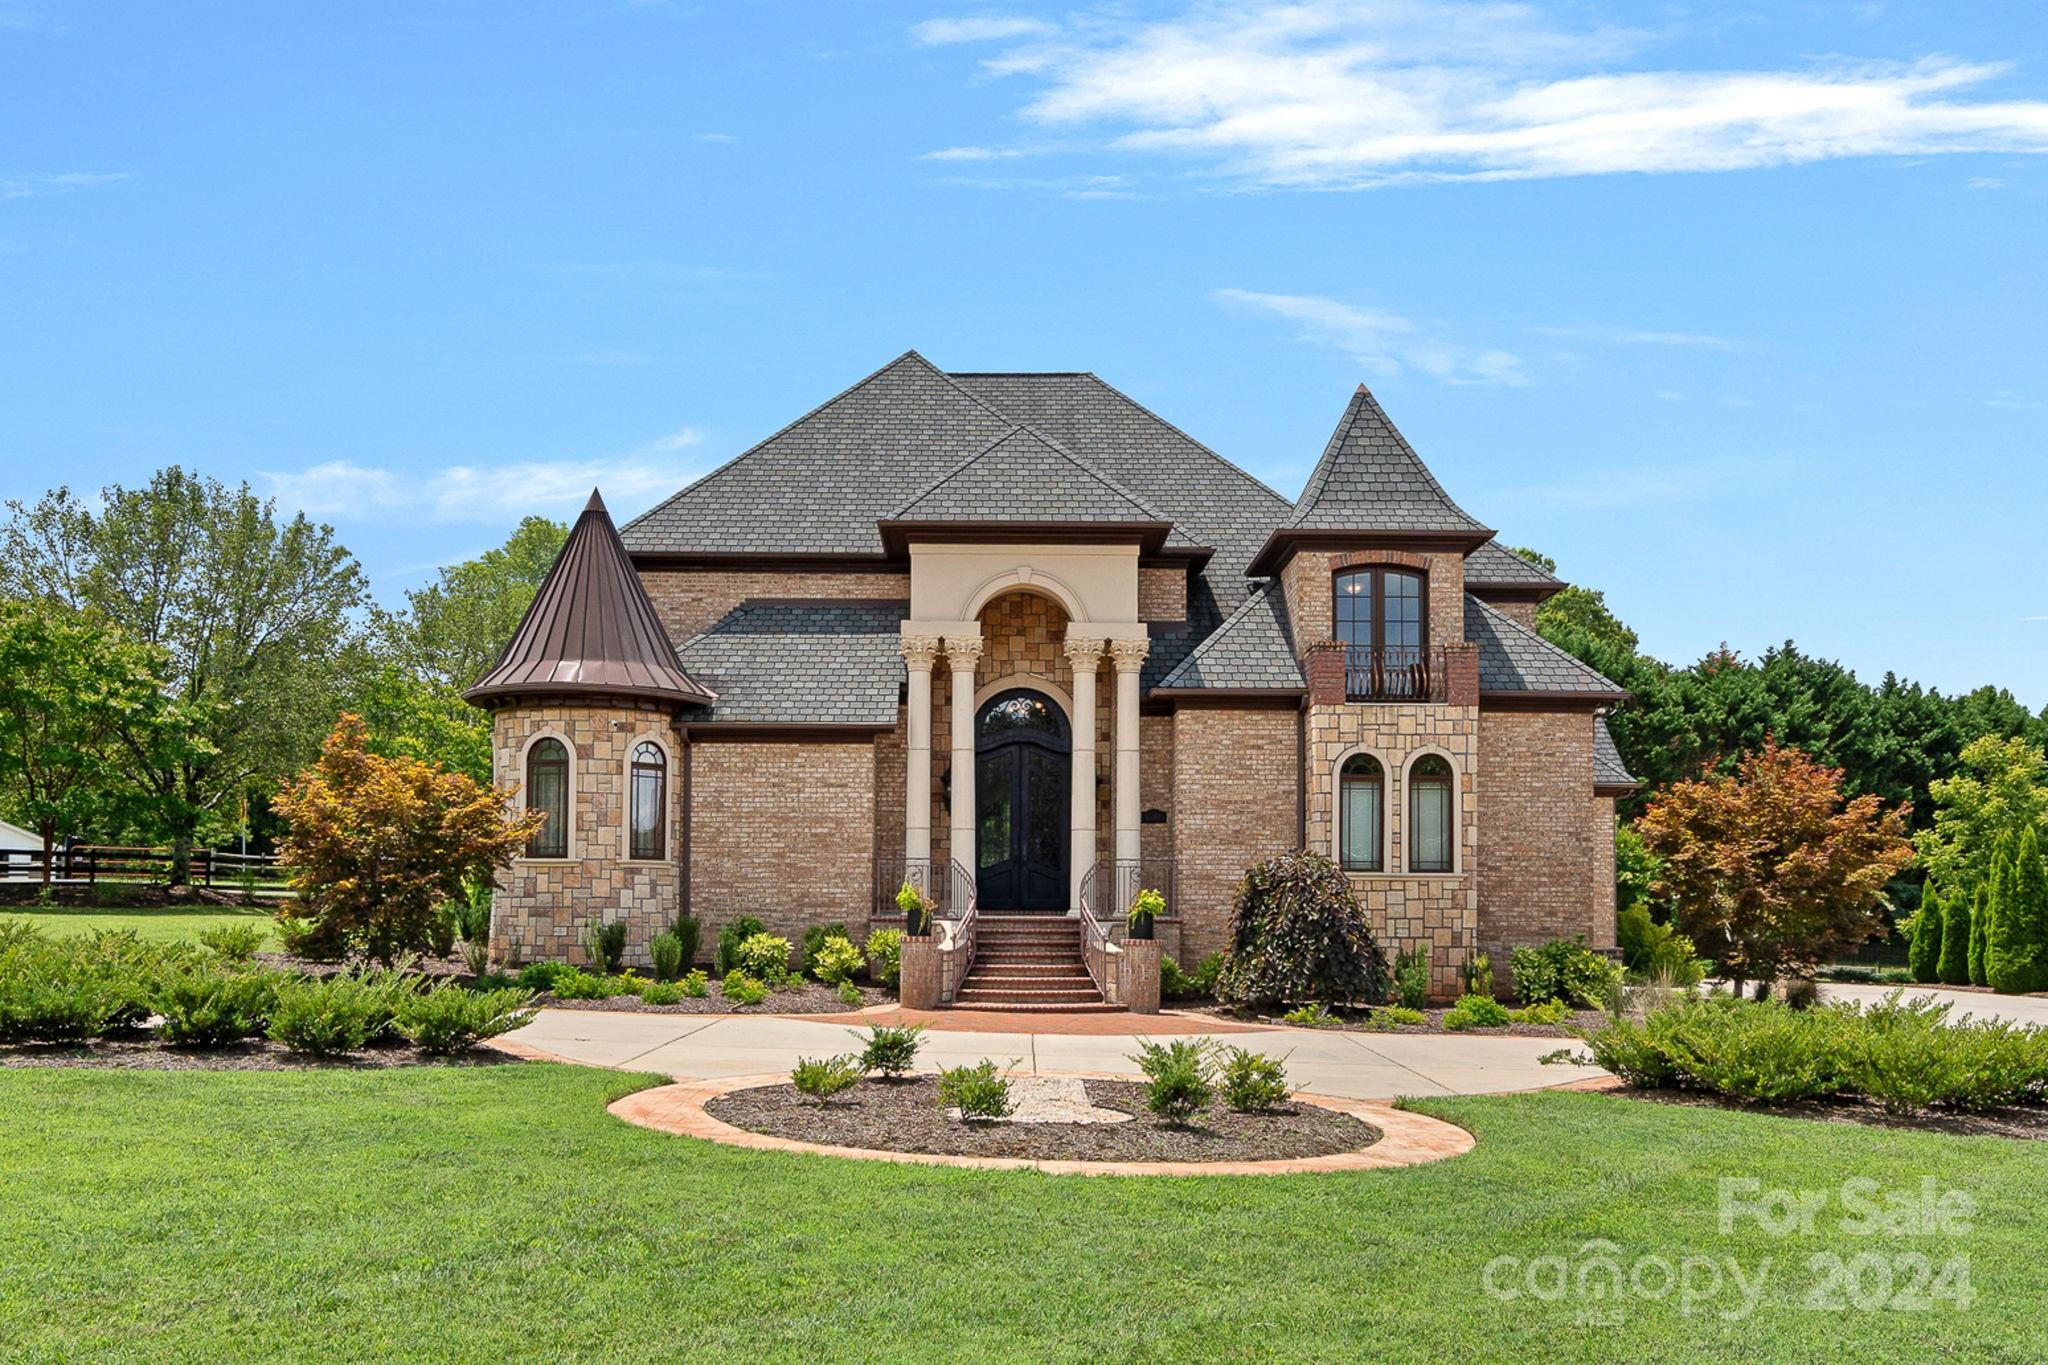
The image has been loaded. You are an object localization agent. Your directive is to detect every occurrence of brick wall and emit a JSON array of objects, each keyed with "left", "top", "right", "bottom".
[
  {"left": 1170, "top": 703, "right": 1299, "bottom": 962},
  {"left": 1139, "top": 566, "right": 1187, "bottom": 622},
  {"left": 1482, "top": 597, "right": 1539, "bottom": 629},
  {"left": 1279, "top": 548, "right": 1467, "bottom": 658},
  {"left": 1304, "top": 702, "right": 1479, "bottom": 996},
  {"left": 489, "top": 702, "right": 683, "bottom": 969},
  {"left": 1476, "top": 709, "right": 1615, "bottom": 981},
  {"left": 688, "top": 737, "right": 876, "bottom": 948},
  {"left": 638, "top": 568, "right": 909, "bottom": 643}
]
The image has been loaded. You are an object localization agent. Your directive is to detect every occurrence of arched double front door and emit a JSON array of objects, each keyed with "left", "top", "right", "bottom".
[{"left": 974, "top": 688, "right": 1070, "bottom": 912}]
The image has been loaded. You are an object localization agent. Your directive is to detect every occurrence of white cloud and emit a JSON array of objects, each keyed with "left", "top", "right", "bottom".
[
  {"left": 913, "top": 15, "right": 1054, "bottom": 46},
  {"left": 692, "top": 132, "right": 737, "bottom": 144},
  {"left": 1984, "top": 390, "right": 2039, "bottom": 409},
  {"left": 1, "top": 171, "right": 129, "bottom": 200},
  {"left": 920, "top": 145, "right": 1025, "bottom": 161},
  {"left": 1652, "top": 388, "right": 1685, "bottom": 401},
  {"left": 1215, "top": 287, "right": 1528, "bottom": 386},
  {"left": 1533, "top": 324, "right": 1736, "bottom": 350},
  {"left": 1968, "top": 175, "right": 2008, "bottom": 188},
  {"left": 941, "top": 2, "right": 2048, "bottom": 189},
  {"left": 260, "top": 429, "right": 707, "bottom": 525}
]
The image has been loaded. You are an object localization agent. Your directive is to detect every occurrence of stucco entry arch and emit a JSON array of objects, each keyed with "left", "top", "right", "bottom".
[{"left": 963, "top": 566, "right": 1089, "bottom": 622}]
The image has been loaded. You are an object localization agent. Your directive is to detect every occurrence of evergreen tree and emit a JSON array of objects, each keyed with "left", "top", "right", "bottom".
[
  {"left": 1969, "top": 880, "right": 1991, "bottom": 986},
  {"left": 1908, "top": 888, "right": 1944, "bottom": 983},
  {"left": 1938, "top": 887, "right": 1973, "bottom": 985},
  {"left": 1986, "top": 828, "right": 2048, "bottom": 994}
]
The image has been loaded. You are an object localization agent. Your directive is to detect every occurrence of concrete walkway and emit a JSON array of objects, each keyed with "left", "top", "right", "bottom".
[{"left": 502, "top": 1008, "right": 1609, "bottom": 1101}]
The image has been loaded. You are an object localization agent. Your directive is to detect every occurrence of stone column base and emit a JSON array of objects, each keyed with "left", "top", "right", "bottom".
[
  {"left": 899, "top": 935, "right": 942, "bottom": 1010},
  {"left": 1119, "top": 938, "right": 1162, "bottom": 1014}
]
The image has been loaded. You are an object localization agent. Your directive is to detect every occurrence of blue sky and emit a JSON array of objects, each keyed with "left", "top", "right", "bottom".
[{"left": 5, "top": 1, "right": 2046, "bottom": 705}]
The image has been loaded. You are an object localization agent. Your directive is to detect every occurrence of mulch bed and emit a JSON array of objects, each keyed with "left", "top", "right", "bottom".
[
  {"left": 0, "top": 1035, "right": 521, "bottom": 1072},
  {"left": 1186, "top": 1002, "right": 1606, "bottom": 1038},
  {"left": 0, "top": 884, "right": 280, "bottom": 910},
  {"left": 541, "top": 983, "right": 890, "bottom": 1015},
  {"left": 1617, "top": 1086, "right": 2048, "bottom": 1141},
  {"left": 704, "top": 1077, "right": 1381, "bottom": 1162}
]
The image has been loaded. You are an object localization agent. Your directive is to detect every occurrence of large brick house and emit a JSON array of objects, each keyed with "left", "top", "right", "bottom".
[{"left": 467, "top": 351, "right": 1635, "bottom": 1005}]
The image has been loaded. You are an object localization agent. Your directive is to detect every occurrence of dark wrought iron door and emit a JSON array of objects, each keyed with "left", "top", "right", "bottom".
[{"left": 974, "top": 690, "right": 1070, "bottom": 912}]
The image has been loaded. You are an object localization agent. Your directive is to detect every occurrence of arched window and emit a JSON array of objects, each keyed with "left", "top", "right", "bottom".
[
  {"left": 1339, "top": 754, "right": 1384, "bottom": 872},
  {"left": 1334, "top": 567, "right": 1426, "bottom": 698},
  {"left": 629, "top": 741, "right": 666, "bottom": 861},
  {"left": 526, "top": 738, "right": 569, "bottom": 859},
  {"left": 1407, "top": 754, "right": 1454, "bottom": 873}
]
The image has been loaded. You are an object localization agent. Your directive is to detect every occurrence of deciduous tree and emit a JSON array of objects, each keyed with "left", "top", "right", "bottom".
[
  {"left": 1639, "top": 739, "right": 1914, "bottom": 993},
  {"left": 272, "top": 715, "right": 542, "bottom": 965}
]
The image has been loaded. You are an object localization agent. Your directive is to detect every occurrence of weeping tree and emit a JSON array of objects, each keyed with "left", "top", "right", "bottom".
[{"left": 1, "top": 469, "right": 366, "bottom": 881}]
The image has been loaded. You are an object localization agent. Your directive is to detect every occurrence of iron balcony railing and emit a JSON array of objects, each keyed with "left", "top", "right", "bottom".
[{"left": 1343, "top": 645, "right": 1447, "bottom": 703}]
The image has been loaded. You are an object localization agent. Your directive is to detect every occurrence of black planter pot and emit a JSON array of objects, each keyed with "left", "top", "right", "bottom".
[
  {"left": 1127, "top": 911, "right": 1154, "bottom": 941},
  {"left": 906, "top": 907, "right": 929, "bottom": 937}
]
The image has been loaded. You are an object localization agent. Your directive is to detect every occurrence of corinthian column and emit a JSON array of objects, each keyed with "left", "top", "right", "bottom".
[
  {"left": 1109, "top": 637, "right": 1150, "bottom": 917},
  {"left": 899, "top": 635, "right": 941, "bottom": 899},
  {"left": 1062, "top": 635, "right": 1105, "bottom": 915},
  {"left": 944, "top": 633, "right": 985, "bottom": 911}
]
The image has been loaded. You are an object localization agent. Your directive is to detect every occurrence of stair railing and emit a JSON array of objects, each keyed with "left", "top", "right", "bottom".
[
  {"left": 937, "top": 857, "right": 977, "bottom": 1005},
  {"left": 1075, "top": 860, "right": 1122, "bottom": 1007}
]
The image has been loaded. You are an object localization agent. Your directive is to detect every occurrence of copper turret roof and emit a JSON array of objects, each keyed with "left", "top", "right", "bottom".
[{"left": 465, "top": 490, "right": 714, "bottom": 710}]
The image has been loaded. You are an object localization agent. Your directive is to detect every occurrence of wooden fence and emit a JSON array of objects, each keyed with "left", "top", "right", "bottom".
[{"left": 0, "top": 845, "right": 295, "bottom": 893}]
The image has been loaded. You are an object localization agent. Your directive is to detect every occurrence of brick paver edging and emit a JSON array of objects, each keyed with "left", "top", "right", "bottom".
[{"left": 605, "top": 1071, "right": 1475, "bottom": 1177}]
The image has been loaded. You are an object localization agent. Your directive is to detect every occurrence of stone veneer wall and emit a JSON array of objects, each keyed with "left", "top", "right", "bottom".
[
  {"left": 489, "top": 702, "right": 683, "bottom": 969},
  {"left": 1479, "top": 597, "right": 1539, "bottom": 629},
  {"left": 1475, "top": 709, "right": 1616, "bottom": 980},
  {"left": 638, "top": 568, "right": 909, "bottom": 644},
  {"left": 1138, "top": 566, "right": 1187, "bottom": 622},
  {"left": 1304, "top": 703, "right": 1479, "bottom": 998},
  {"left": 688, "top": 737, "right": 875, "bottom": 949},
  {"left": 1170, "top": 702, "right": 1300, "bottom": 962}
]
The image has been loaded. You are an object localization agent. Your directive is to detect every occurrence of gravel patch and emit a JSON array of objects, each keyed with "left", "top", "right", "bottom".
[{"left": 705, "top": 1076, "right": 1381, "bottom": 1162}]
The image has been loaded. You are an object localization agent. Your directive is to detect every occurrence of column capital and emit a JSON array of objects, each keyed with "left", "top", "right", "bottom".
[
  {"left": 899, "top": 635, "right": 943, "bottom": 669},
  {"left": 943, "top": 634, "right": 985, "bottom": 668},
  {"left": 1108, "top": 638, "right": 1151, "bottom": 672},
  {"left": 1061, "top": 636, "right": 1107, "bottom": 667}
]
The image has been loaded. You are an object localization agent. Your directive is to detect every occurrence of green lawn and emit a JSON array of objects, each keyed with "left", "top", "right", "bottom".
[
  {"left": 1, "top": 1066, "right": 2041, "bottom": 1361},
  {"left": 0, "top": 903, "right": 277, "bottom": 947}
]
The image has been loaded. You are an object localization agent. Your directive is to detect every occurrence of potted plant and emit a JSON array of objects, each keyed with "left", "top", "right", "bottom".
[
  {"left": 896, "top": 880, "right": 934, "bottom": 937},
  {"left": 1126, "top": 887, "right": 1165, "bottom": 941}
]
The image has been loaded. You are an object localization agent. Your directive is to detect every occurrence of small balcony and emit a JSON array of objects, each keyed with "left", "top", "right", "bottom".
[{"left": 1343, "top": 645, "right": 1448, "bottom": 703}]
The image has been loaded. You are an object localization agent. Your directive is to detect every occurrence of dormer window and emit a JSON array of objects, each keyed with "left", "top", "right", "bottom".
[{"left": 1335, "top": 567, "right": 1428, "bottom": 700}]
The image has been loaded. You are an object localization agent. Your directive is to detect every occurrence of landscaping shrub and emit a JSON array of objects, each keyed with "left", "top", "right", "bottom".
[
  {"left": 864, "top": 928, "right": 903, "bottom": 988},
  {"left": 1907, "top": 891, "right": 1944, "bottom": 983},
  {"left": 1939, "top": 889, "right": 1973, "bottom": 985},
  {"left": 721, "top": 971, "right": 770, "bottom": 1006},
  {"left": 460, "top": 936, "right": 491, "bottom": 980},
  {"left": 1509, "top": 937, "right": 1623, "bottom": 1009},
  {"left": 681, "top": 969, "right": 709, "bottom": 998},
  {"left": 267, "top": 973, "right": 409, "bottom": 1055},
  {"left": 197, "top": 922, "right": 265, "bottom": 962},
  {"left": 735, "top": 933, "right": 792, "bottom": 983},
  {"left": 1366, "top": 1005, "right": 1425, "bottom": 1030},
  {"left": 1970, "top": 882, "right": 1991, "bottom": 987},
  {"left": 1459, "top": 952, "right": 1494, "bottom": 999},
  {"left": 714, "top": 916, "right": 768, "bottom": 975},
  {"left": 790, "top": 1053, "right": 865, "bottom": 1102},
  {"left": 852, "top": 1023, "right": 924, "bottom": 1078},
  {"left": 154, "top": 968, "right": 281, "bottom": 1046},
  {"left": 427, "top": 908, "right": 459, "bottom": 959},
  {"left": 649, "top": 931, "right": 686, "bottom": 983},
  {"left": 800, "top": 922, "right": 849, "bottom": 975},
  {"left": 582, "top": 920, "right": 627, "bottom": 977},
  {"left": 668, "top": 915, "right": 701, "bottom": 971},
  {"left": 454, "top": 882, "right": 491, "bottom": 946},
  {"left": 1215, "top": 852, "right": 1388, "bottom": 1009},
  {"left": 516, "top": 961, "right": 571, "bottom": 992},
  {"left": 1392, "top": 946, "right": 1430, "bottom": 1010},
  {"left": 0, "top": 934, "right": 163, "bottom": 1042},
  {"left": 1444, "top": 993, "right": 1511, "bottom": 1031},
  {"left": 639, "top": 981, "right": 684, "bottom": 1005},
  {"left": 1615, "top": 905, "right": 1707, "bottom": 987},
  {"left": 809, "top": 935, "right": 864, "bottom": 986},
  {"left": 1507, "top": 998, "right": 1570, "bottom": 1026},
  {"left": 394, "top": 982, "right": 538, "bottom": 1053},
  {"left": 836, "top": 980, "right": 862, "bottom": 1005},
  {"left": 1132, "top": 1039, "right": 1215, "bottom": 1122},
  {"left": 1281, "top": 1002, "right": 1335, "bottom": 1028},
  {"left": 274, "top": 912, "right": 340, "bottom": 962},
  {"left": 1160, "top": 951, "right": 1224, "bottom": 1001},
  {"left": 1986, "top": 827, "right": 2048, "bottom": 994},
  {"left": 1218, "top": 1046, "right": 1291, "bottom": 1112},
  {"left": 937, "top": 1060, "right": 1015, "bottom": 1121},
  {"left": 544, "top": 967, "right": 607, "bottom": 1000}
]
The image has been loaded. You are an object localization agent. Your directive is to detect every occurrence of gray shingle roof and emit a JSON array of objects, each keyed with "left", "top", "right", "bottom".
[
  {"left": 890, "top": 424, "right": 1200, "bottom": 548},
  {"left": 1288, "top": 385, "right": 1490, "bottom": 535},
  {"left": 1154, "top": 583, "right": 1304, "bottom": 691},
  {"left": 1594, "top": 717, "right": 1637, "bottom": 790},
  {"left": 1464, "top": 540, "right": 1564, "bottom": 591},
  {"left": 1465, "top": 595, "right": 1627, "bottom": 697},
  {"left": 675, "top": 600, "right": 908, "bottom": 725}
]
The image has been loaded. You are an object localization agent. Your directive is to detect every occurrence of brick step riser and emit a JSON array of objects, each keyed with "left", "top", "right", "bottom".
[
  {"left": 964, "top": 976, "right": 1096, "bottom": 989},
  {"left": 956, "top": 992, "right": 1106, "bottom": 1005},
  {"left": 951, "top": 1002, "right": 1125, "bottom": 1014},
  {"left": 973, "top": 951, "right": 1087, "bottom": 963}
]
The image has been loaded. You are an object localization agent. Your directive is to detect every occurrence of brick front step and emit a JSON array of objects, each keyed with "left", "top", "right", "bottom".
[
  {"left": 973, "top": 951, "right": 1087, "bottom": 965},
  {"left": 963, "top": 972, "right": 1096, "bottom": 988},
  {"left": 949, "top": 1001, "right": 1126, "bottom": 1014},
  {"left": 956, "top": 988, "right": 1106, "bottom": 1006}
]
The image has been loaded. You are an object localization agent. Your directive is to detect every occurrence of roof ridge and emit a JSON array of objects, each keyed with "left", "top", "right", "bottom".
[
  {"left": 887, "top": 423, "right": 1024, "bottom": 517},
  {"left": 890, "top": 419, "right": 1184, "bottom": 532},
  {"left": 620, "top": 350, "right": 952, "bottom": 537},
  {"left": 1156, "top": 580, "right": 1291, "bottom": 689},
  {"left": 1465, "top": 592, "right": 1625, "bottom": 693}
]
